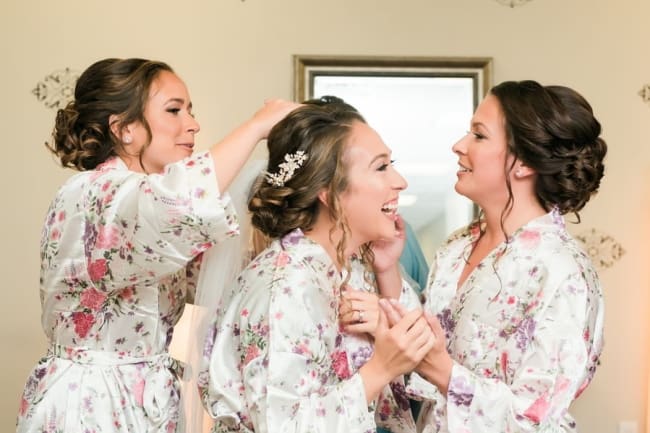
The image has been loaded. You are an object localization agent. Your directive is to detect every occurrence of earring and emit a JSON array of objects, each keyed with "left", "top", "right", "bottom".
[
  {"left": 515, "top": 169, "right": 522, "bottom": 178},
  {"left": 123, "top": 135, "right": 132, "bottom": 144}
]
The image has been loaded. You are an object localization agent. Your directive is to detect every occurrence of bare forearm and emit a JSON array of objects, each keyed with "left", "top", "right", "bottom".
[
  {"left": 375, "top": 265, "right": 403, "bottom": 299},
  {"left": 209, "top": 118, "right": 265, "bottom": 193}
]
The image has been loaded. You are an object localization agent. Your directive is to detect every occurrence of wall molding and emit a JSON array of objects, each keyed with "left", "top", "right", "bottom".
[
  {"left": 575, "top": 228, "right": 625, "bottom": 271},
  {"left": 32, "top": 68, "right": 80, "bottom": 110}
]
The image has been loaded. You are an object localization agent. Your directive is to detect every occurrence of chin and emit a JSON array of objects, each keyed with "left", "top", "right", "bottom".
[{"left": 454, "top": 184, "right": 472, "bottom": 200}]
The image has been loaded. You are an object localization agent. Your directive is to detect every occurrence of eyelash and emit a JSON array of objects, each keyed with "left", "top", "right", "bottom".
[
  {"left": 378, "top": 159, "right": 396, "bottom": 171},
  {"left": 167, "top": 108, "right": 196, "bottom": 118},
  {"left": 468, "top": 130, "right": 486, "bottom": 140}
]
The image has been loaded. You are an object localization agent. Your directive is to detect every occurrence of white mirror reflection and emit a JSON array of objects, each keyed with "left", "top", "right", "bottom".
[{"left": 295, "top": 57, "right": 492, "bottom": 262}]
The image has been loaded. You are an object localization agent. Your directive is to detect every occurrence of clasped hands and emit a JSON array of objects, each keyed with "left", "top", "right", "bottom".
[{"left": 339, "top": 289, "right": 453, "bottom": 393}]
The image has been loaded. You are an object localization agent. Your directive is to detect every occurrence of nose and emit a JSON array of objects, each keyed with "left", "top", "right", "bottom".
[
  {"left": 452, "top": 134, "right": 467, "bottom": 155},
  {"left": 392, "top": 167, "right": 408, "bottom": 190},
  {"left": 187, "top": 115, "right": 200, "bottom": 134}
]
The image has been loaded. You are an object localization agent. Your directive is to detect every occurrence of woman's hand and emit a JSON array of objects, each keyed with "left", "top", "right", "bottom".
[
  {"left": 248, "top": 99, "right": 301, "bottom": 140},
  {"left": 370, "top": 215, "right": 407, "bottom": 299},
  {"left": 380, "top": 299, "right": 453, "bottom": 395},
  {"left": 339, "top": 288, "right": 380, "bottom": 336},
  {"left": 370, "top": 215, "right": 406, "bottom": 274},
  {"left": 358, "top": 305, "right": 435, "bottom": 402}
]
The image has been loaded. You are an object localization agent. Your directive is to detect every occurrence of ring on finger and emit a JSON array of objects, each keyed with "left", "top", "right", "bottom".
[{"left": 358, "top": 310, "right": 365, "bottom": 323}]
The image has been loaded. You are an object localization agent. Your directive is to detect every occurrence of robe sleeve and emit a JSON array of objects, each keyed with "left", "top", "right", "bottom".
[{"left": 84, "top": 152, "right": 239, "bottom": 286}]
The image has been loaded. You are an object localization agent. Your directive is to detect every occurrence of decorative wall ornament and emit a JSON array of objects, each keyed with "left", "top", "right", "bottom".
[
  {"left": 574, "top": 228, "right": 625, "bottom": 271},
  {"left": 493, "top": 0, "right": 533, "bottom": 7},
  {"left": 638, "top": 84, "right": 650, "bottom": 105},
  {"left": 32, "top": 68, "right": 80, "bottom": 110}
]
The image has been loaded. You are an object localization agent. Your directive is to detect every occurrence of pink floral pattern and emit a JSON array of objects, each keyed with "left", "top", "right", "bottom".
[
  {"left": 199, "top": 229, "right": 420, "bottom": 433},
  {"left": 17, "top": 152, "right": 239, "bottom": 433},
  {"left": 408, "top": 209, "right": 604, "bottom": 433}
]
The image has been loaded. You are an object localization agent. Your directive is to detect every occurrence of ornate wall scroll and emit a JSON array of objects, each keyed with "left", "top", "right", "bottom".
[
  {"left": 575, "top": 228, "right": 626, "bottom": 271},
  {"left": 639, "top": 84, "right": 650, "bottom": 106},
  {"left": 32, "top": 68, "right": 80, "bottom": 110}
]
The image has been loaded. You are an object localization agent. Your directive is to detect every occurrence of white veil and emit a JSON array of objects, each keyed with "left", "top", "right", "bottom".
[{"left": 179, "top": 158, "right": 267, "bottom": 433}]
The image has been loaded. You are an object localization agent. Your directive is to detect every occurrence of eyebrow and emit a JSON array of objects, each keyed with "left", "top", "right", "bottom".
[
  {"left": 471, "top": 120, "right": 491, "bottom": 134},
  {"left": 369, "top": 152, "right": 390, "bottom": 167},
  {"left": 166, "top": 97, "right": 188, "bottom": 106}
]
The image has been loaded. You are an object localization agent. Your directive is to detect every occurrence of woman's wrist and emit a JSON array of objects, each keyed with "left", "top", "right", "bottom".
[
  {"left": 242, "top": 116, "right": 270, "bottom": 143},
  {"left": 374, "top": 264, "right": 402, "bottom": 298},
  {"left": 359, "top": 356, "right": 393, "bottom": 403},
  {"left": 418, "top": 354, "right": 453, "bottom": 395}
]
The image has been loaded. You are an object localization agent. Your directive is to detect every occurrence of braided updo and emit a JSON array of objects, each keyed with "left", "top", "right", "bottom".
[
  {"left": 248, "top": 96, "right": 365, "bottom": 240},
  {"left": 491, "top": 80, "right": 607, "bottom": 218},
  {"left": 47, "top": 58, "right": 173, "bottom": 171}
]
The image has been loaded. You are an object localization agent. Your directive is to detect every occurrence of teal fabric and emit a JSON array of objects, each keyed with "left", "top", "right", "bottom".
[{"left": 399, "top": 222, "right": 429, "bottom": 292}]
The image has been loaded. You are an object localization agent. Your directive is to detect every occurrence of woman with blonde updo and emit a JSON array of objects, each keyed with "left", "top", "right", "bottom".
[
  {"left": 16, "top": 57, "right": 297, "bottom": 433},
  {"left": 199, "top": 96, "right": 434, "bottom": 433},
  {"left": 382, "top": 80, "right": 607, "bottom": 433}
]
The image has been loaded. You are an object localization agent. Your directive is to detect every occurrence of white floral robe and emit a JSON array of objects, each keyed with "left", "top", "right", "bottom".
[
  {"left": 199, "top": 229, "right": 421, "bottom": 433},
  {"left": 407, "top": 209, "right": 604, "bottom": 433},
  {"left": 17, "top": 152, "right": 239, "bottom": 433}
]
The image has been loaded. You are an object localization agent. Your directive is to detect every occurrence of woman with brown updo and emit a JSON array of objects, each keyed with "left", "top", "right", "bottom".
[
  {"left": 16, "top": 57, "right": 297, "bottom": 433},
  {"left": 199, "top": 96, "right": 434, "bottom": 433},
  {"left": 382, "top": 80, "right": 607, "bottom": 433}
]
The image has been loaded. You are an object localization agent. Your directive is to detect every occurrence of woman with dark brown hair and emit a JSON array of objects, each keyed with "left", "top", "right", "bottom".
[
  {"left": 16, "top": 57, "right": 297, "bottom": 433},
  {"left": 383, "top": 80, "right": 607, "bottom": 433}
]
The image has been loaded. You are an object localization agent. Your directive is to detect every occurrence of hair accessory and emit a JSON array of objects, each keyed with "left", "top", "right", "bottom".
[{"left": 265, "top": 150, "right": 308, "bottom": 187}]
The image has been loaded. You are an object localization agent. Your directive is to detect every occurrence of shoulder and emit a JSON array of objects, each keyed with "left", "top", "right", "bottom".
[
  {"left": 509, "top": 228, "right": 602, "bottom": 305},
  {"left": 518, "top": 227, "right": 595, "bottom": 274},
  {"left": 238, "top": 236, "right": 321, "bottom": 293}
]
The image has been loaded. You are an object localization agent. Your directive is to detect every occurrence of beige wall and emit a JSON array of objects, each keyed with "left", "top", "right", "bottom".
[{"left": 2, "top": 0, "right": 648, "bottom": 432}]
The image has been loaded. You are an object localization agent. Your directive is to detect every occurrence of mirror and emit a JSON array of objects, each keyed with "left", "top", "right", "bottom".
[{"left": 294, "top": 55, "right": 492, "bottom": 263}]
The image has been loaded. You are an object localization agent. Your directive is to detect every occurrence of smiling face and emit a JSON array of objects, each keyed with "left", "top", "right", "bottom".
[
  {"left": 124, "top": 70, "right": 200, "bottom": 173},
  {"left": 451, "top": 94, "right": 515, "bottom": 210},
  {"left": 339, "top": 121, "right": 408, "bottom": 246}
]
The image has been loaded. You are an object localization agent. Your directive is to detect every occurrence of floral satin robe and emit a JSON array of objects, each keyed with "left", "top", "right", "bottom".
[
  {"left": 199, "top": 229, "right": 420, "bottom": 433},
  {"left": 407, "top": 209, "right": 604, "bottom": 433},
  {"left": 17, "top": 152, "right": 239, "bottom": 433}
]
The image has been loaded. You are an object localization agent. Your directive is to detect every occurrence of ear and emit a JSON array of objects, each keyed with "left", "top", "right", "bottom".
[
  {"left": 108, "top": 114, "right": 135, "bottom": 145},
  {"left": 108, "top": 114, "right": 122, "bottom": 140},
  {"left": 317, "top": 188, "right": 329, "bottom": 207},
  {"left": 514, "top": 162, "right": 536, "bottom": 179}
]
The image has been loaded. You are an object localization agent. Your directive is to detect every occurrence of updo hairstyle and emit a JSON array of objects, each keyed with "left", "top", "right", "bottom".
[
  {"left": 248, "top": 96, "right": 365, "bottom": 245},
  {"left": 47, "top": 58, "right": 173, "bottom": 171},
  {"left": 491, "top": 80, "right": 607, "bottom": 219}
]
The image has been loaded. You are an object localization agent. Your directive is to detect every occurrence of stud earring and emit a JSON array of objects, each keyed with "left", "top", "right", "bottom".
[
  {"left": 515, "top": 169, "right": 522, "bottom": 178},
  {"left": 123, "top": 135, "right": 132, "bottom": 144}
]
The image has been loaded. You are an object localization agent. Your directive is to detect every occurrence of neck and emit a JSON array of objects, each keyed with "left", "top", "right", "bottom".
[
  {"left": 479, "top": 194, "right": 547, "bottom": 242},
  {"left": 118, "top": 154, "right": 147, "bottom": 174},
  {"left": 304, "top": 212, "right": 360, "bottom": 271}
]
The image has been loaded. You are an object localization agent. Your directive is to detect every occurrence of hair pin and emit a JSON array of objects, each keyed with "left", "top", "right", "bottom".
[{"left": 265, "top": 150, "right": 308, "bottom": 187}]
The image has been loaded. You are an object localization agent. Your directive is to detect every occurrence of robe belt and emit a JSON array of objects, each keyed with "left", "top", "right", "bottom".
[{"left": 47, "top": 343, "right": 187, "bottom": 380}]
